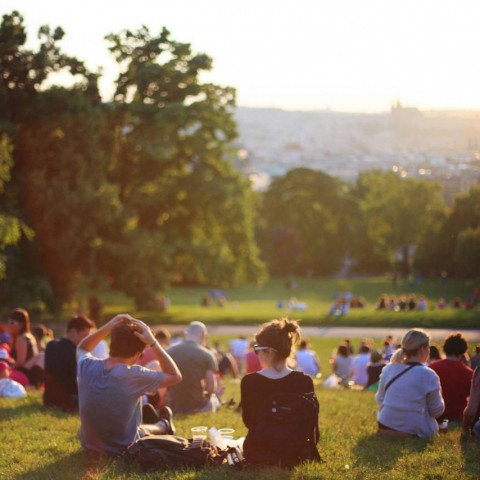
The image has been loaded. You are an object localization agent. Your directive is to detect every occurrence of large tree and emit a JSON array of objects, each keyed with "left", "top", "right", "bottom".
[
  {"left": 355, "top": 171, "right": 444, "bottom": 277},
  {"left": 258, "top": 168, "right": 353, "bottom": 276}
]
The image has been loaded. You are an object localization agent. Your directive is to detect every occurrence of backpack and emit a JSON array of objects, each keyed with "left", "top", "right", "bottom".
[
  {"left": 243, "top": 391, "right": 322, "bottom": 469},
  {"left": 124, "top": 434, "right": 241, "bottom": 470}
]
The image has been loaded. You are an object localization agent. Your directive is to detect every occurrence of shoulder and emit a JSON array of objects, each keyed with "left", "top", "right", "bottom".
[{"left": 241, "top": 372, "right": 260, "bottom": 388}]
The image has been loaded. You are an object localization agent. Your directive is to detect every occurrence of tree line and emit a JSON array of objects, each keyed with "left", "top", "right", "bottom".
[{"left": 0, "top": 12, "right": 478, "bottom": 312}]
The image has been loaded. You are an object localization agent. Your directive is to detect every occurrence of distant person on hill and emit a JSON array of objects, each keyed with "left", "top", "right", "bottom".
[
  {"left": 376, "top": 294, "right": 388, "bottom": 310},
  {"left": 428, "top": 345, "right": 442, "bottom": 364},
  {"left": 437, "top": 298, "right": 446, "bottom": 309},
  {"left": 417, "top": 295, "right": 427, "bottom": 311},
  {"left": 77, "top": 315, "right": 181, "bottom": 456},
  {"left": 229, "top": 335, "right": 249, "bottom": 374},
  {"left": 167, "top": 321, "right": 219, "bottom": 413},
  {"left": 44, "top": 315, "right": 95, "bottom": 411},
  {"left": 470, "top": 345, "right": 480, "bottom": 370},
  {"left": 332, "top": 344, "right": 352, "bottom": 385},
  {"left": 7, "top": 308, "right": 39, "bottom": 386},
  {"left": 429, "top": 333, "right": 473, "bottom": 422},
  {"left": 351, "top": 344, "right": 371, "bottom": 387},
  {"left": 376, "top": 329, "right": 444, "bottom": 437},
  {"left": 296, "top": 339, "right": 320, "bottom": 377},
  {"left": 364, "top": 349, "right": 386, "bottom": 391}
]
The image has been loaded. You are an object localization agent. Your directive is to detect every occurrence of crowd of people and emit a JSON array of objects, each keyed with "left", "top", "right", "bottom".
[{"left": 1, "top": 306, "right": 480, "bottom": 468}]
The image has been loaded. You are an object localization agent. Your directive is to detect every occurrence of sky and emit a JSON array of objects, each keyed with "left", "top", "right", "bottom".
[{"left": 3, "top": 0, "right": 480, "bottom": 112}]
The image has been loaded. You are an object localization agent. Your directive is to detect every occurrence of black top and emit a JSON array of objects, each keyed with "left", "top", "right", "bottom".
[
  {"left": 43, "top": 338, "right": 78, "bottom": 411},
  {"left": 241, "top": 371, "right": 314, "bottom": 428}
]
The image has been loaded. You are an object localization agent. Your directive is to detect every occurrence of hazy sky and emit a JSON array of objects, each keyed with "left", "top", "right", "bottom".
[{"left": 3, "top": 0, "right": 480, "bottom": 112}]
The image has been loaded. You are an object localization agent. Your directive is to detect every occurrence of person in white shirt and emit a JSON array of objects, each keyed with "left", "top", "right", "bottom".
[
  {"left": 296, "top": 339, "right": 320, "bottom": 377},
  {"left": 351, "top": 345, "right": 371, "bottom": 386}
]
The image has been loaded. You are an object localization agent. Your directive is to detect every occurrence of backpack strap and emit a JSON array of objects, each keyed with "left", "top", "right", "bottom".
[{"left": 384, "top": 364, "right": 419, "bottom": 393}]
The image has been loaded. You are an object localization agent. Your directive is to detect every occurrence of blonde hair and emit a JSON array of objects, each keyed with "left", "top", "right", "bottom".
[
  {"left": 390, "top": 348, "right": 405, "bottom": 364},
  {"left": 401, "top": 329, "right": 430, "bottom": 358}
]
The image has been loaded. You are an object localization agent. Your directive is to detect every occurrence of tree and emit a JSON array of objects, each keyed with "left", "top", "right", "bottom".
[
  {"left": 258, "top": 168, "right": 353, "bottom": 276},
  {"left": 454, "top": 227, "right": 480, "bottom": 278},
  {"left": 104, "top": 25, "right": 266, "bottom": 306},
  {"left": 355, "top": 171, "right": 444, "bottom": 277}
]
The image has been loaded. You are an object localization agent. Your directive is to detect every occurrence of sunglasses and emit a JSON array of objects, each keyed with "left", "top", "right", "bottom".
[
  {"left": 253, "top": 344, "right": 277, "bottom": 355},
  {"left": 7, "top": 319, "right": 19, "bottom": 325}
]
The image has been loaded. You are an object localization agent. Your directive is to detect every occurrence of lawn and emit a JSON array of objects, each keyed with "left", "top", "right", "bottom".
[
  {"left": 1, "top": 381, "right": 479, "bottom": 479},
  {"left": 47, "top": 276, "right": 480, "bottom": 329},
  {"left": 1, "top": 337, "right": 479, "bottom": 480}
]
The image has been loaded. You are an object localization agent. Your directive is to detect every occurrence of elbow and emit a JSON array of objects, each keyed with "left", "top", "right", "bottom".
[{"left": 173, "top": 372, "right": 183, "bottom": 385}]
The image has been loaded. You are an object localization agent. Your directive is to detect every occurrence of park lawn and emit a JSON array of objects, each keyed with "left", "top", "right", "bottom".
[
  {"left": 55, "top": 276, "right": 480, "bottom": 329},
  {"left": 1, "top": 380, "right": 479, "bottom": 480}
]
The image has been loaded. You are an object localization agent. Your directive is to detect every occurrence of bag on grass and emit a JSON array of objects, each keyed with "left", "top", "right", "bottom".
[
  {"left": 243, "top": 392, "right": 322, "bottom": 469},
  {"left": 124, "top": 434, "right": 241, "bottom": 470}
]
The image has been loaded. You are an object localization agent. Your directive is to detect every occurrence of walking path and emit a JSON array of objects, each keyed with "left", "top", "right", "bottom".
[{"left": 159, "top": 324, "right": 480, "bottom": 342}]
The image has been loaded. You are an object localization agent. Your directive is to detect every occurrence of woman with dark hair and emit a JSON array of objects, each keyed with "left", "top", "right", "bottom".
[
  {"left": 241, "top": 318, "right": 320, "bottom": 468},
  {"left": 7, "top": 308, "right": 39, "bottom": 385},
  {"left": 332, "top": 343, "right": 353, "bottom": 385}
]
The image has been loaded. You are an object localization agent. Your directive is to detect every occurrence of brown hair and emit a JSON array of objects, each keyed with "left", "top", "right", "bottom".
[
  {"left": 9, "top": 308, "right": 30, "bottom": 335},
  {"left": 110, "top": 323, "right": 145, "bottom": 358},
  {"left": 67, "top": 316, "right": 95, "bottom": 333},
  {"left": 255, "top": 318, "right": 300, "bottom": 360}
]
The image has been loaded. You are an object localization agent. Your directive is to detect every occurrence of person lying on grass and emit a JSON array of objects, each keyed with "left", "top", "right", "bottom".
[{"left": 77, "top": 314, "right": 182, "bottom": 456}]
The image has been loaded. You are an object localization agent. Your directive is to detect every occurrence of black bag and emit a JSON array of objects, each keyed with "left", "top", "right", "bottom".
[
  {"left": 124, "top": 434, "right": 239, "bottom": 470},
  {"left": 243, "top": 391, "right": 322, "bottom": 469}
]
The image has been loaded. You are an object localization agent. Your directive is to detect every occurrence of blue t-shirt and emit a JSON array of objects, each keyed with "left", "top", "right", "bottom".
[{"left": 77, "top": 351, "right": 164, "bottom": 454}]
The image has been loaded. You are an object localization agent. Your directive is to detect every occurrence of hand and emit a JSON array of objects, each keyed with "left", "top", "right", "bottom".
[
  {"left": 106, "top": 314, "right": 134, "bottom": 329},
  {"left": 130, "top": 318, "right": 156, "bottom": 346}
]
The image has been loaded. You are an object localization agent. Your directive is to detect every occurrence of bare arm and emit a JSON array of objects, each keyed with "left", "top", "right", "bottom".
[
  {"left": 130, "top": 319, "right": 182, "bottom": 388},
  {"left": 464, "top": 367, "right": 480, "bottom": 433},
  {"left": 77, "top": 314, "right": 133, "bottom": 357},
  {"left": 204, "top": 369, "right": 216, "bottom": 396}
]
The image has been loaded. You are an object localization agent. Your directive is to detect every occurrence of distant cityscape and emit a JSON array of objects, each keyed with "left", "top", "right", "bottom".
[{"left": 234, "top": 102, "right": 480, "bottom": 204}]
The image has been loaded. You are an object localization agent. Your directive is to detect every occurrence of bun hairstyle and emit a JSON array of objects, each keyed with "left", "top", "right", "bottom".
[
  {"left": 401, "top": 329, "right": 430, "bottom": 358},
  {"left": 255, "top": 318, "right": 300, "bottom": 359}
]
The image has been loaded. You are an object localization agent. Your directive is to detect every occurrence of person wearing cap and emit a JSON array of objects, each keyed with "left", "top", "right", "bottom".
[
  {"left": 167, "top": 321, "right": 219, "bottom": 413},
  {"left": 77, "top": 314, "right": 182, "bottom": 456},
  {"left": 43, "top": 315, "right": 95, "bottom": 411}
]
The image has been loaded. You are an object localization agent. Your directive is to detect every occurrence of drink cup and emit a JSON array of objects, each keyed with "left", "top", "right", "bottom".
[
  {"left": 218, "top": 428, "right": 235, "bottom": 440},
  {"left": 191, "top": 426, "right": 208, "bottom": 444}
]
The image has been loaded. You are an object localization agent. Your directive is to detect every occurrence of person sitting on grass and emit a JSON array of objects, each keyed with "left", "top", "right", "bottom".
[
  {"left": 376, "top": 329, "right": 444, "bottom": 437},
  {"left": 364, "top": 349, "right": 386, "bottom": 391},
  {"left": 429, "top": 332, "right": 473, "bottom": 422},
  {"left": 241, "top": 318, "right": 320, "bottom": 468},
  {"left": 44, "top": 315, "right": 95, "bottom": 411},
  {"left": 296, "top": 339, "right": 320, "bottom": 377},
  {"left": 463, "top": 366, "right": 480, "bottom": 438},
  {"left": 77, "top": 314, "right": 182, "bottom": 456},
  {"left": 331, "top": 344, "right": 352, "bottom": 386}
]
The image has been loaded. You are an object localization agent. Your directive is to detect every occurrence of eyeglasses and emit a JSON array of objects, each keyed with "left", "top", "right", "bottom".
[
  {"left": 7, "top": 319, "right": 18, "bottom": 325},
  {"left": 253, "top": 344, "right": 277, "bottom": 355}
]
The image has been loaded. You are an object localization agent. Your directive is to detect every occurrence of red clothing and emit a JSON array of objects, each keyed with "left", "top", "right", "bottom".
[
  {"left": 245, "top": 351, "right": 262, "bottom": 374},
  {"left": 429, "top": 359, "right": 473, "bottom": 420}
]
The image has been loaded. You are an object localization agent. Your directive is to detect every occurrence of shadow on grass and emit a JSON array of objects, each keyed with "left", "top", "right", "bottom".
[
  {"left": 353, "top": 433, "right": 430, "bottom": 471},
  {"left": 0, "top": 402, "right": 78, "bottom": 422},
  {"left": 460, "top": 433, "right": 480, "bottom": 477}
]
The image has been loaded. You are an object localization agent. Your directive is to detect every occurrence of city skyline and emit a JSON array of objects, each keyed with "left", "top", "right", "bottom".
[{"left": 3, "top": 0, "right": 480, "bottom": 112}]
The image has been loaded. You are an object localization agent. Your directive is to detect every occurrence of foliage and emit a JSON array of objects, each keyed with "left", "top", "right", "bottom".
[
  {"left": 258, "top": 168, "right": 353, "bottom": 276},
  {"left": 354, "top": 171, "right": 445, "bottom": 275},
  {"left": 0, "top": 12, "right": 265, "bottom": 311}
]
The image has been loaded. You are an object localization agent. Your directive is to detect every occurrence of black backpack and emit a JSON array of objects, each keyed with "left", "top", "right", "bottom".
[
  {"left": 124, "top": 435, "right": 241, "bottom": 470},
  {"left": 243, "top": 391, "right": 322, "bottom": 469}
]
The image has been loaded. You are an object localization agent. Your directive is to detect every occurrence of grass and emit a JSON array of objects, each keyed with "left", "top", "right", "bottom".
[
  {"left": 1, "top": 337, "right": 480, "bottom": 480},
  {"left": 38, "top": 276, "right": 480, "bottom": 330}
]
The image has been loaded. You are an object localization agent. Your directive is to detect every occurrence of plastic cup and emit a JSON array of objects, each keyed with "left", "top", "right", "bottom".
[
  {"left": 218, "top": 428, "right": 235, "bottom": 440},
  {"left": 191, "top": 426, "right": 208, "bottom": 442}
]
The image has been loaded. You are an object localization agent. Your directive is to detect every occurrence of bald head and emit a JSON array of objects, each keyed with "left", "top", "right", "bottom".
[{"left": 186, "top": 321, "right": 208, "bottom": 344}]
